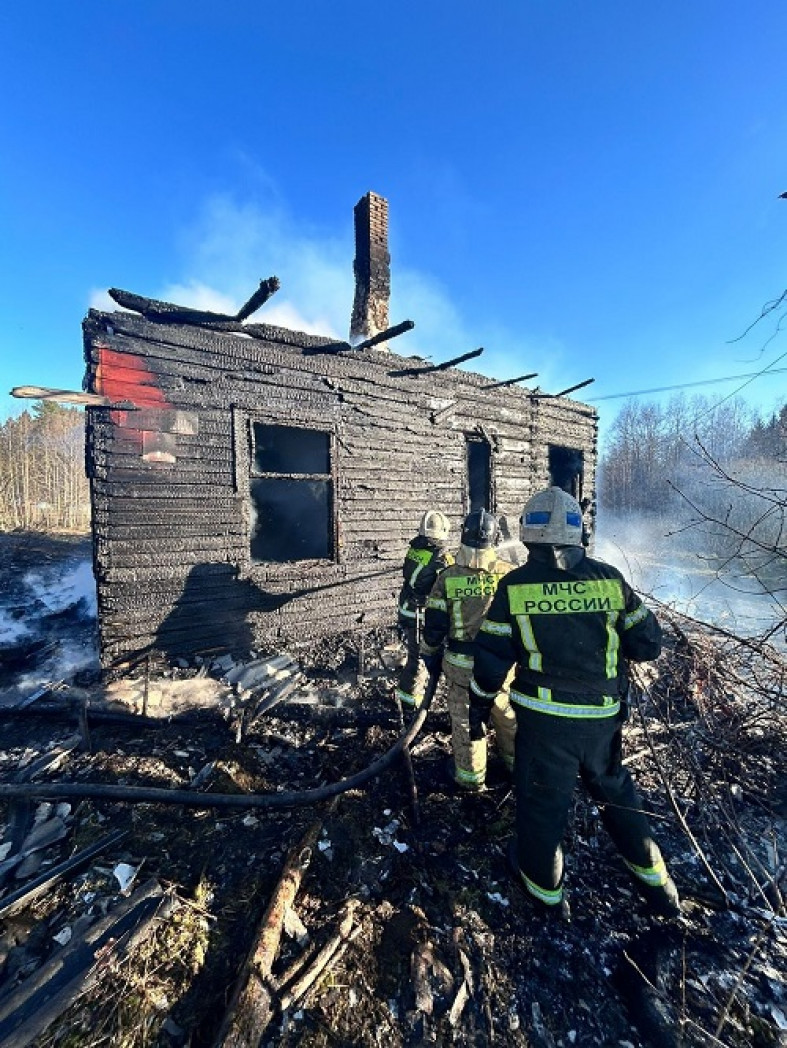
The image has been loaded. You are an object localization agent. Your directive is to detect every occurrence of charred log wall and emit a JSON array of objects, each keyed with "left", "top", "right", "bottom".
[{"left": 83, "top": 311, "right": 597, "bottom": 667}]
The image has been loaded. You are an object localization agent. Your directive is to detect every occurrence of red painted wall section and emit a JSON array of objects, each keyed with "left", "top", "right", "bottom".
[{"left": 94, "top": 344, "right": 171, "bottom": 429}]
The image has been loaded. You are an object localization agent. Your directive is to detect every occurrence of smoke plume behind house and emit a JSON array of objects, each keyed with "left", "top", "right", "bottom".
[{"left": 596, "top": 511, "right": 784, "bottom": 641}]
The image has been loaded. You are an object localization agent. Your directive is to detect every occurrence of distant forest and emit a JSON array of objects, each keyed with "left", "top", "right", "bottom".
[{"left": 0, "top": 402, "right": 90, "bottom": 532}]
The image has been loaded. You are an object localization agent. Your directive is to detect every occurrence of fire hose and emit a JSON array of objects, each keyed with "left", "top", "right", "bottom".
[{"left": 0, "top": 691, "right": 437, "bottom": 812}]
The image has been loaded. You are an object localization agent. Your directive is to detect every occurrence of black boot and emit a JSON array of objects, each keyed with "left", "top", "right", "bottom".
[
  {"left": 506, "top": 839, "right": 571, "bottom": 922},
  {"left": 635, "top": 876, "right": 682, "bottom": 919}
]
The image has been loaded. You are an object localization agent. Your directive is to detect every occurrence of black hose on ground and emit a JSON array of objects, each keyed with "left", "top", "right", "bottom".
[{"left": 0, "top": 703, "right": 431, "bottom": 811}]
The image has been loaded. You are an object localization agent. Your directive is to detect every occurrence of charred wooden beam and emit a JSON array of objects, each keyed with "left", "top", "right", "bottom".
[
  {"left": 116, "top": 281, "right": 280, "bottom": 323},
  {"left": 0, "top": 697, "right": 226, "bottom": 730},
  {"left": 108, "top": 278, "right": 281, "bottom": 325},
  {"left": 353, "top": 319, "right": 415, "bottom": 352},
  {"left": 10, "top": 386, "right": 135, "bottom": 408},
  {"left": 389, "top": 346, "right": 484, "bottom": 378},
  {"left": 278, "top": 900, "right": 360, "bottom": 1012},
  {"left": 216, "top": 816, "right": 326, "bottom": 1045},
  {"left": 109, "top": 287, "right": 229, "bottom": 323},
  {"left": 481, "top": 372, "right": 539, "bottom": 390},
  {"left": 531, "top": 378, "right": 595, "bottom": 400},
  {"left": 235, "top": 277, "right": 281, "bottom": 321}
]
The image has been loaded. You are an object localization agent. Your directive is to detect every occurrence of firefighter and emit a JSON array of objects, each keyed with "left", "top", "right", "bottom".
[
  {"left": 395, "top": 510, "right": 454, "bottom": 709},
  {"left": 469, "top": 486, "right": 681, "bottom": 919},
  {"left": 420, "top": 509, "right": 517, "bottom": 790}
]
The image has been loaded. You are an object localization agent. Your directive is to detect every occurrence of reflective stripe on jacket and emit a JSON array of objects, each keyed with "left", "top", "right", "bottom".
[
  {"left": 470, "top": 552, "right": 661, "bottom": 717},
  {"left": 421, "top": 551, "right": 515, "bottom": 658},
  {"left": 397, "top": 536, "right": 453, "bottom": 626}
]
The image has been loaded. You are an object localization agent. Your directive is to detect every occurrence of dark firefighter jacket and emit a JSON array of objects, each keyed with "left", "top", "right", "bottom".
[
  {"left": 397, "top": 536, "right": 454, "bottom": 629},
  {"left": 470, "top": 550, "right": 662, "bottom": 719},
  {"left": 421, "top": 550, "right": 514, "bottom": 670}
]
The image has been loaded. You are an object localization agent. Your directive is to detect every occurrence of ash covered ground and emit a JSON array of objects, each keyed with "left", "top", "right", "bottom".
[{"left": 0, "top": 532, "right": 785, "bottom": 1048}]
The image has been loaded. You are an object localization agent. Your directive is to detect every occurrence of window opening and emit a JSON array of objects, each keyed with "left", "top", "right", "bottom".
[
  {"left": 466, "top": 437, "right": 492, "bottom": 512},
  {"left": 249, "top": 423, "right": 333, "bottom": 563},
  {"left": 548, "top": 445, "right": 584, "bottom": 501}
]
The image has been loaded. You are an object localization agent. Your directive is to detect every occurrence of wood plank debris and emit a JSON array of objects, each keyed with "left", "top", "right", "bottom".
[
  {"left": 278, "top": 899, "right": 361, "bottom": 1012},
  {"left": 215, "top": 817, "right": 325, "bottom": 1047},
  {"left": 0, "top": 879, "right": 174, "bottom": 1048},
  {"left": 0, "top": 829, "right": 129, "bottom": 919}
]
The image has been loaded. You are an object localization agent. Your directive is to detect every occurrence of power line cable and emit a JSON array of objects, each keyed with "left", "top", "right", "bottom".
[
  {"left": 686, "top": 349, "right": 787, "bottom": 425},
  {"left": 588, "top": 366, "right": 787, "bottom": 403}
]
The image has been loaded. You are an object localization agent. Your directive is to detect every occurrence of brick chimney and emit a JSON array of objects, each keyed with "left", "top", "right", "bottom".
[{"left": 350, "top": 191, "right": 390, "bottom": 348}]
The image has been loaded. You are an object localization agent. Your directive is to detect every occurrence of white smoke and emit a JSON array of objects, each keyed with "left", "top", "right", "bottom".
[{"left": 596, "top": 512, "right": 783, "bottom": 639}]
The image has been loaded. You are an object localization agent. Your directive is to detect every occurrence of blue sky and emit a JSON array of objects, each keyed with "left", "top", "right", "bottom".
[{"left": 2, "top": 1, "right": 786, "bottom": 437}]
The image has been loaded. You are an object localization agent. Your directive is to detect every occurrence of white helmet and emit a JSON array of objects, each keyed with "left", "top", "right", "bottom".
[
  {"left": 520, "top": 487, "right": 583, "bottom": 546},
  {"left": 419, "top": 509, "right": 451, "bottom": 543}
]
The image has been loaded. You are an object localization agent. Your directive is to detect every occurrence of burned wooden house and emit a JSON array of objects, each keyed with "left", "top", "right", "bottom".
[{"left": 81, "top": 193, "right": 598, "bottom": 668}]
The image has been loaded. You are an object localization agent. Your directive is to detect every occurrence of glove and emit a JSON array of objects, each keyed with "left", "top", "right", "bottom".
[{"left": 468, "top": 697, "right": 493, "bottom": 742}]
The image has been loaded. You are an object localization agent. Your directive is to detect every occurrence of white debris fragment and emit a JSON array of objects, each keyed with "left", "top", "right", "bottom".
[
  {"left": 32, "top": 802, "right": 53, "bottom": 825},
  {"left": 486, "top": 892, "right": 510, "bottom": 907},
  {"left": 242, "top": 814, "right": 259, "bottom": 827},
  {"left": 113, "top": 862, "right": 140, "bottom": 892},
  {"left": 53, "top": 926, "right": 72, "bottom": 946},
  {"left": 283, "top": 906, "right": 310, "bottom": 946},
  {"left": 372, "top": 819, "right": 401, "bottom": 847},
  {"left": 392, "top": 841, "right": 409, "bottom": 854},
  {"left": 0, "top": 843, "right": 11, "bottom": 862}
]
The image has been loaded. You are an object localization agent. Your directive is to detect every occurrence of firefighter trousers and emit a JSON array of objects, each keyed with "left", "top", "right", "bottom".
[
  {"left": 395, "top": 625, "right": 429, "bottom": 708},
  {"left": 512, "top": 706, "right": 671, "bottom": 905},
  {"left": 444, "top": 660, "right": 516, "bottom": 788}
]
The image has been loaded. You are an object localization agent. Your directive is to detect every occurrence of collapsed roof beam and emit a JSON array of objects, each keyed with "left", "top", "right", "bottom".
[
  {"left": 482, "top": 372, "right": 539, "bottom": 390},
  {"left": 389, "top": 347, "right": 484, "bottom": 378},
  {"left": 234, "top": 277, "right": 281, "bottom": 320},
  {"left": 108, "top": 277, "right": 281, "bottom": 324},
  {"left": 531, "top": 378, "right": 595, "bottom": 400},
  {"left": 352, "top": 319, "right": 415, "bottom": 352}
]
